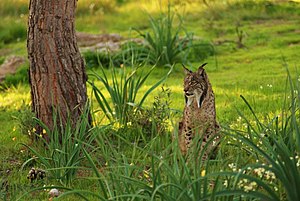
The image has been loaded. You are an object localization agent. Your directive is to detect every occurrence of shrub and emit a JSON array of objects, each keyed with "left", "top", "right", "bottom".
[
  {"left": 188, "top": 40, "right": 215, "bottom": 62},
  {"left": 83, "top": 51, "right": 112, "bottom": 68},
  {"left": 128, "top": 86, "right": 173, "bottom": 137}
]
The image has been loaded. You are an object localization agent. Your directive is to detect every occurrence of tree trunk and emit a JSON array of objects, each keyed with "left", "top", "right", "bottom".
[{"left": 27, "top": 0, "right": 89, "bottom": 138}]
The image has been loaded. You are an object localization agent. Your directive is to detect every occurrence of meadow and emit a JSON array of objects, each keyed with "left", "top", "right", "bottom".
[{"left": 0, "top": 0, "right": 300, "bottom": 200}]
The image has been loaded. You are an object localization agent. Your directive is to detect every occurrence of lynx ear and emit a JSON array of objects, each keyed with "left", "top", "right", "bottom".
[
  {"left": 197, "top": 63, "right": 207, "bottom": 75},
  {"left": 182, "top": 64, "right": 192, "bottom": 74}
]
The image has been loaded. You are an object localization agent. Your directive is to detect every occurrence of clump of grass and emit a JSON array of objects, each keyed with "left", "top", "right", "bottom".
[
  {"left": 222, "top": 68, "right": 300, "bottom": 201},
  {"left": 20, "top": 107, "right": 92, "bottom": 187},
  {"left": 134, "top": 3, "right": 194, "bottom": 66},
  {"left": 89, "top": 63, "right": 172, "bottom": 125}
]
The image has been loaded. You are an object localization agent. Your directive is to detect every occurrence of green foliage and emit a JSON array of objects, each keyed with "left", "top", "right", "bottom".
[
  {"left": 0, "top": 62, "right": 29, "bottom": 90},
  {"left": 83, "top": 42, "right": 149, "bottom": 69},
  {"left": 89, "top": 64, "right": 172, "bottom": 125},
  {"left": 202, "top": 0, "right": 300, "bottom": 21},
  {"left": 2, "top": 0, "right": 300, "bottom": 199},
  {"left": 13, "top": 103, "right": 36, "bottom": 138},
  {"left": 10, "top": 68, "right": 300, "bottom": 200},
  {"left": 134, "top": 4, "right": 194, "bottom": 66},
  {"left": 76, "top": 0, "right": 118, "bottom": 16},
  {"left": 83, "top": 51, "right": 112, "bottom": 68},
  {"left": 0, "top": 57, "right": 4, "bottom": 65},
  {"left": 83, "top": 40, "right": 164, "bottom": 69},
  {"left": 222, "top": 71, "right": 300, "bottom": 201},
  {"left": 188, "top": 41, "right": 215, "bottom": 62},
  {"left": 20, "top": 107, "right": 92, "bottom": 187},
  {"left": 52, "top": 123, "right": 223, "bottom": 200},
  {"left": 0, "top": 22, "right": 27, "bottom": 46},
  {"left": 0, "top": 0, "right": 28, "bottom": 17},
  {"left": 128, "top": 86, "right": 174, "bottom": 136}
]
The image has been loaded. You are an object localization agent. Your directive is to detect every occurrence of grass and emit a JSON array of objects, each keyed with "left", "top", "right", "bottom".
[{"left": 0, "top": 0, "right": 300, "bottom": 200}]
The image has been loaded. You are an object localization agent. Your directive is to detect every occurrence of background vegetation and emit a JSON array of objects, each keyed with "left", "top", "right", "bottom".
[{"left": 0, "top": 0, "right": 299, "bottom": 200}]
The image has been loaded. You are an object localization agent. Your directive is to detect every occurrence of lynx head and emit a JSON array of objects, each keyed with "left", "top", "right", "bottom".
[{"left": 183, "top": 63, "right": 208, "bottom": 108}]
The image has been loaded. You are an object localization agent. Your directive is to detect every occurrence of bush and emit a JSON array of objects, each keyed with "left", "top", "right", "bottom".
[
  {"left": 128, "top": 86, "right": 173, "bottom": 137},
  {"left": 188, "top": 40, "right": 215, "bottom": 62},
  {"left": 83, "top": 51, "right": 112, "bottom": 68}
]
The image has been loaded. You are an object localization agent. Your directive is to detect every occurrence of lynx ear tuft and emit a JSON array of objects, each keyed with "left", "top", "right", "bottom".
[
  {"left": 197, "top": 63, "right": 207, "bottom": 75},
  {"left": 182, "top": 64, "right": 192, "bottom": 74},
  {"left": 200, "top": 63, "right": 208, "bottom": 68}
]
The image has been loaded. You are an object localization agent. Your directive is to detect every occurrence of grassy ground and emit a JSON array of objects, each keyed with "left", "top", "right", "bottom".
[{"left": 0, "top": 0, "right": 300, "bottom": 200}]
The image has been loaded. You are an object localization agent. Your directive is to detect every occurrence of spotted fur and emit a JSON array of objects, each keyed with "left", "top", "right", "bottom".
[{"left": 178, "top": 63, "right": 220, "bottom": 160}]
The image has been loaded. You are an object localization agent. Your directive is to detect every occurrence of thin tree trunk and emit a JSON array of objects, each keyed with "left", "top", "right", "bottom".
[{"left": 27, "top": 0, "right": 89, "bottom": 138}]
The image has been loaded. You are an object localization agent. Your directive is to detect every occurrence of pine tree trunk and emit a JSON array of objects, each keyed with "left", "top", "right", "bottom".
[{"left": 27, "top": 0, "right": 89, "bottom": 138}]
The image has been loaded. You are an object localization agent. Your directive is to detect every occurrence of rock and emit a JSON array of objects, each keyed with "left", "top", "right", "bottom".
[
  {"left": 76, "top": 32, "right": 145, "bottom": 53},
  {"left": 0, "top": 56, "right": 26, "bottom": 83},
  {"left": 76, "top": 32, "right": 123, "bottom": 47},
  {"left": 49, "top": 188, "right": 60, "bottom": 197}
]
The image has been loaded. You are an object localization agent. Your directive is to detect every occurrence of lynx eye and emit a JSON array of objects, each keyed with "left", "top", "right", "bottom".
[{"left": 191, "top": 76, "right": 198, "bottom": 82}]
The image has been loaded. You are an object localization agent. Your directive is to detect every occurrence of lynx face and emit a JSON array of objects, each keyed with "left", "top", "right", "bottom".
[{"left": 183, "top": 63, "right": 208, "bottom": 108}]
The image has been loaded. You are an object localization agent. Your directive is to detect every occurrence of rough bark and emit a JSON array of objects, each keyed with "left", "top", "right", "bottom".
[{"left": 27, "top": 0, "right": 89, "bottom": 137}]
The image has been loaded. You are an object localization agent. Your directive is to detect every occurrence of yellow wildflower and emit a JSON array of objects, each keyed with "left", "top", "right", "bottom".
[{"left": 143, "top": 170, "right": 150, "bottom": 179}]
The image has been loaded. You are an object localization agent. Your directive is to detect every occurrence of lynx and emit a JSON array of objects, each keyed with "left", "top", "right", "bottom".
[{"left": 178, "top": 63, "right": 220, "bottom": 160}]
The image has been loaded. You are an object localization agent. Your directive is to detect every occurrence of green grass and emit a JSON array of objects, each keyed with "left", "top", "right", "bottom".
[{"left": 0, "top": 0, "right": 300, "bottom": 200}]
